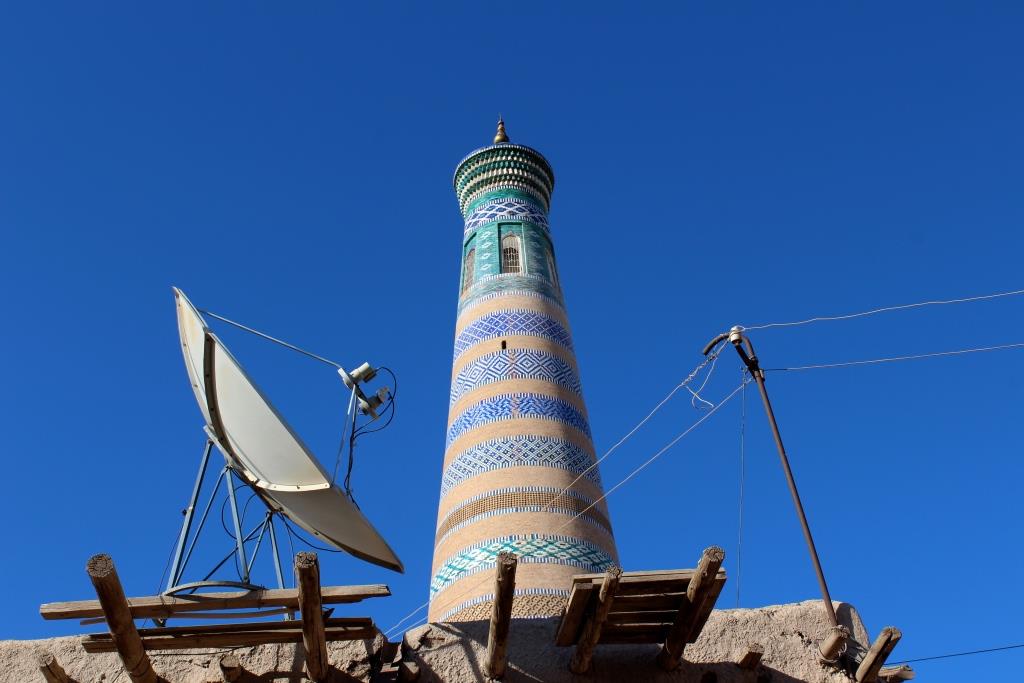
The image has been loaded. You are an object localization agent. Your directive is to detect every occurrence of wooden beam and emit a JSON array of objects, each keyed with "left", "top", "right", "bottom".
[
  {"left": 856, "top": 627, "right": 903, "bottom": 683},
  {"left": 656, "top": 546, "right": 725, "bottom": 671},
  {"left": 554, "top": 583, "right": 595, "bottom": 646},
  {"left": 295, "top": 552, "right": 330, "bottom": 682},
  {"left": 818, "top": 624, "right": 850, "bottom": 664},
  {"left": 878, "top": 664, "right": 915, "bottom": 681},
  {"left": 569, "top": 566, "right": 622, "bottom": 674},
  {"left": 485, "top": 552, "right": 517, "bottom": 680},
  {"left": 86, "top": 616, "right": 371, "bottom": 640},
  {"left": 735, "top": 642, "right": 764, "bottom": 670},
  {"left": 36, "top": 652, "right": 70, "bottom": 683},
  {"left": 86, "top": 554, "right": 157, "bottom": 683},
  {"left": 571, "top": 568, "right": 725, "bottom": 597},
  {"left": 40, "top": 584, "right": 389, "bottom": 621},
  {"left": 218, "top": 654, "right": 242, "bottom": 682},
  {"left": 83, "top": 625, "right": 375, "bottom": 653}
]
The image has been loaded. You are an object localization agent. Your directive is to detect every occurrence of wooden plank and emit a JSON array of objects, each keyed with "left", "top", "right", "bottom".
[
  {"left": 87, "top": 554, "right": 157, "bottom": 683},
  {"left": 41, "top": 584, "right": 390, "bottom": 621},
  {"left": 569, "top": 567, "right": 622, "bottom": 674},
  {"left": 85, "top": 617, "right": 372, "bottom": 641},
  {"left": 572, "top": 568, "right": 697, "bottom": 583},
  {"left": 572, "top": 569, "right": 725, "bottom": 597},
  {"left": 656, "top": 546, "right": 725, "bottom": 671},
  {"left": 609, "top": 593, "right": 685, "bottom": 613},
  {"left": 606, "top": 610, "right": 676, "bottom": 625},
  {"left": 735, "top": 643, "right": 764, "bottom": 670},
  {"left": 296, "top": 552, "right": 329, "bottom": 683},
  {"left": 36, "top": 652, "right": 70, "bottom": 683},
  {"left": 485, "top": 552, "right": 517, "bottom": 680},
  {"left": 83, "top": 626, "right": 376, "bottom": 652},
  {"left": 856, "top": 627, "right": 902, "bottom": 683},
  {"left": 554, "top": 583, "right": 595, "bottom": 646}
]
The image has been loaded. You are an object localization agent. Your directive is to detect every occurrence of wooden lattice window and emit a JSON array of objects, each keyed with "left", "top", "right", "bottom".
[
  {"left": 462, "top": 248, "right": 475, "bottom": 293},
  {"left": 501, "top": 234, "right": 521, "bottom": 274}
]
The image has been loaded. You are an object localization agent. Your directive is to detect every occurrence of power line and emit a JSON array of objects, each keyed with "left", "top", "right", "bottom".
[
  {"left": 892, "top": 642, "right": 1024, "bottom": 665},
  {"left": 735, "top": 370, "right": 746, "bottom": 608},
  {"left": 765, "top": 342, "right": 1024, "bottom": 372},
  {"left": 382, "top": 352, "right": 726, "bottom": 637},
  {"left": 742, "top": 286, "right": 1024, "bottom": 331},
  {"left": 383, "top": 379, "right": 742, "bottom": 639}
]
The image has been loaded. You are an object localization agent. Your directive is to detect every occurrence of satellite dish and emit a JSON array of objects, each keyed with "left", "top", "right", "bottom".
[{"left": 173, "top": 287, "right": 403, "bottom": 573}]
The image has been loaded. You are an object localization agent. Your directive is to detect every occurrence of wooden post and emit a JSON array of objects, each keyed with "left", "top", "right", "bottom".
[
  {"left": 485, "top": 552, "right": 518, "bottom": 680},
  {"left": 569, "top": 566, "right": 621, "bottom": 674},
  {"left": 856, "top": 627, "right": 902, "bottom": 683},
  {"left": 877, "top": 664, "right": 915, "bottom": 681},
  {"left": 86, "top": 554, "right": 157, "bottom": 683},
  {"left": 735, "top": 642, "right": 764, "bottom": 670},
  {"left": 295, "top": 552, "right": 329, "bottom": 682},
  {"left": 217, "top": 653, "right": 242, "bottom": 682},
  {"left": 36, "top": 652, "right": 70, "bottom": 683},
  {"left": 818, "top": 624, "right": 850, "bottom": 664},
  {"left": 656, "top": 546, "right": 725, "bottom": 671}
]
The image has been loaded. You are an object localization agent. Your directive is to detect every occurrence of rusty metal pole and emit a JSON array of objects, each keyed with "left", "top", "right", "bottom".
[{"left": 724, "top": 327, "right": 839, "bottom": 630}]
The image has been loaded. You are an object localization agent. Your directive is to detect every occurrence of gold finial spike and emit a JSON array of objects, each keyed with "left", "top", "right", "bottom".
[{"left": 493, "top": 116, "right": 509, "bottom": 144}]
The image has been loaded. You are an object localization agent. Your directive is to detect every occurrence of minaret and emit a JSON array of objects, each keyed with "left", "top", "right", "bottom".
[{"left": 429, "top": 121, "right": 619, "bottom": 622}]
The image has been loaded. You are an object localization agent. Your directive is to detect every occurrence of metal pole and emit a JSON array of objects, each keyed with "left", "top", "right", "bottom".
[
  {"left": 177, "top": 467, "right": 227, "bottom": 582},
  {"left": 267, "top": 513, "right": 288, "bottom": 589},
  {"left": 166, "top": 439, "right": 214, "bottom": 592},
  {"left": 266, "top": 513, "right": 295, "bottom": 620},
  {"left": 246, "top": 517, "right": 270, "bottom": 575},
  {"left": 728, "top": 328, "right": 838, "bottom": 628},
  {"left": 225, "top": 468, "right": 250, "bottom": 584}
]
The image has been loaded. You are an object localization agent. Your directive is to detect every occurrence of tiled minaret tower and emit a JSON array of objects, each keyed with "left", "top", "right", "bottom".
[{"left": 429, "top": 121, "right": 619, "bottom": 622}]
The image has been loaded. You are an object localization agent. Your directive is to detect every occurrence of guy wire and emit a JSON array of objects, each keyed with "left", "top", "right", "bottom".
[{"left": 741, "top": 286, "right": 1024, "bottom": 331}]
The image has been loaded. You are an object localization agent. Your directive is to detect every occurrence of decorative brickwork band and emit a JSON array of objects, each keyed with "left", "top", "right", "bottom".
[
  {"left": 439, "top": 435, "right": 602, "bottom": 497},
  {"left": 435, "top": 486, "right": 612, "bottom": 543},
  {"left": 453, "top": 309, "right": 573, "bottom": 360},
  {"left": 439, "top": 589, "right": 570, "bottom": 622},
  {"left": 450, "top": 348, "right": 582, "bottom": 406},
  {"left": 430, "top": 534, "right": 616, "bottom": 599},
  {"left": 446, "top": 392, "right": 591, "bottom": 448},
  {"left": 464, "top": 197, "right": 550, "bottom": 234}
]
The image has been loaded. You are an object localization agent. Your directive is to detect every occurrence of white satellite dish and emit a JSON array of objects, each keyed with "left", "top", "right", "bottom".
[{"left": 173, "top": 287, "right": 403, "bottom": 573}]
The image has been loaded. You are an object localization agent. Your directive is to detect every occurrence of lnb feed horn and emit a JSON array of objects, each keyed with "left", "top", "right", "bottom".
[
  {"left": 358, "top": 386, "right": 391, "bottom": 419},
  {"left": 338, "top": 362, "right": 378, "bottom": 389}
]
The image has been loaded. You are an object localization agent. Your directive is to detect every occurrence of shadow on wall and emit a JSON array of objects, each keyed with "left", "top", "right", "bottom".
[{"left": 405, "top": 619, "right": 809, "bottom": 683}]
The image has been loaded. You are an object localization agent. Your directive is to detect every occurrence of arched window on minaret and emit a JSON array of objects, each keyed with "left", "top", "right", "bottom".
[
  {"left": 546, "top": 251, "right": 559, "bottom": 290},
  {"left": 462, "top": 247, "right": 476, "bottom": 294},
  {"left": 501, "top": 234, "right": 522, "bottom": 274}
]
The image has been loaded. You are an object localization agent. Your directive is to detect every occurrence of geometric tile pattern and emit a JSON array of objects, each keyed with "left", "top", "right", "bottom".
[
  {"left": 464, "top": 197, "right": 550, "bottom": 234},
  {"left": 438, "top": 588, "right": 570, "bottom": 622},
  {"left": 439, "top": 436, "right": 602, "bottom": 497},
  {"left": 449, "top": 349, "right": 581, "bottom": 406},
  {"left": 435, "top": 486, "right": 611, "bottom": 543},
  {"left": 457, "top": 286, "right": 564, "bottom": 318},
  {"left": 446, "top": 392, "right": 591, "bottom": 448},
  {"left": 430, "top": 534, "right": 616, "bottom": 598},
  {"left": 453, "top": 309, "right": 573, "bottom": 360}
]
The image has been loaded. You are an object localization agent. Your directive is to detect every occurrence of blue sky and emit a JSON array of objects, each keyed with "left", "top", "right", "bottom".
[{"left": 2, "top": 3, "right": 1022, "bottom": 679}]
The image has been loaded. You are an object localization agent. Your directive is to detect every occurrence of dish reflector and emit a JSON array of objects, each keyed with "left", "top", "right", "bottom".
[{"left": 172, "top": 287, "right": 403, "bottom": 572}]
